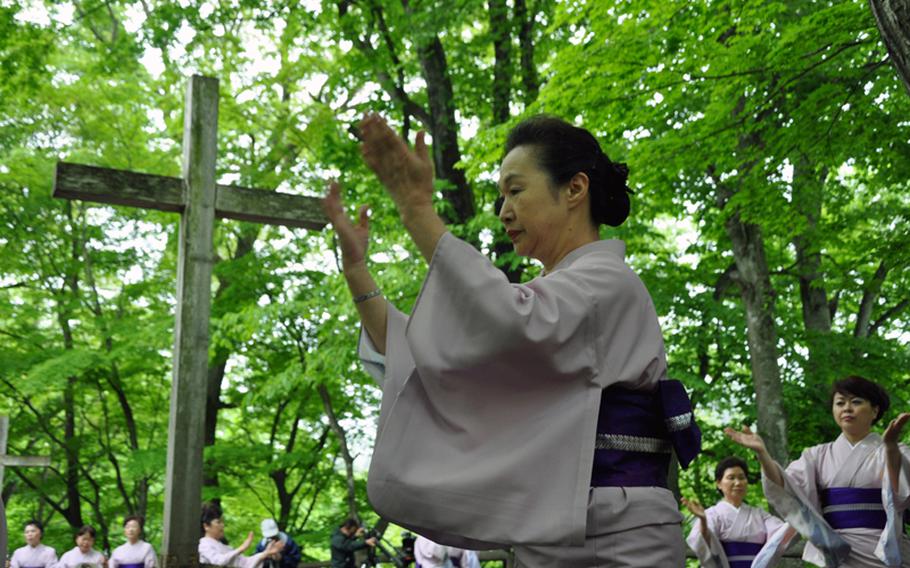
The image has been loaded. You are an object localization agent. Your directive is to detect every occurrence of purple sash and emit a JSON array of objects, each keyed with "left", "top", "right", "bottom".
[
  {"left": 118, "top": 564, "right": 145, "bottom": 568},
  {"left": 591, "top": 381, "right": 701, "bottom": 487},
  {"left": 821, "top": 487, "right": 886, "bottom": 530},
  {"left": 721, "top": 541, "right": 763, "bottom": 568}
]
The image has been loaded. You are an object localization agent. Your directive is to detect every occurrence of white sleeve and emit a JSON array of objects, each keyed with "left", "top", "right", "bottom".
[{"left": 684, "top": 509, "right": 728, "bottom": 568}]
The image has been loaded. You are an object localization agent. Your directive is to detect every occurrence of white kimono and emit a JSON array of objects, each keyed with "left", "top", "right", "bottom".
[
  {"left": 109, "top": 540, "right": 157, "bottom": 568},
  {"left": 197, "top": 537, "right": 268, "bottom": 568},
  {"left": 763, "top": 433, "right": 910, "bottom": 567},
  {"left": 359, "top": 233, "right": 682, "bottom": 549},
  {"left": 414, "top": 536, "right": 480, "bottom": 568},
  {"left": 55, "top": 547, "right": 105, "bottom": 568},
  {"left": 686, "top": 500, "right": 793, "bottom": 567},
  {"left": 10, "top": 544, "right": 58, "bottom": 568}
]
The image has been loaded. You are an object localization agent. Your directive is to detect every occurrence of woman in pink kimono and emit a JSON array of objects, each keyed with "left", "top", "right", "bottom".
[
  {"left": 109, "top": 516, "right": 157, "bottom": 568},
  {"left": 322, "top": 114, "right": 701, "bottom": 566},
  {"left": 197, "top": 502, "right": 283, "bottom": 568},
  {"left": 56, "top": 525, "right": 106, "bottom": 568},
  {"left": 9, "top": 520, "right": 57, "bottom": 568},
  {"left": 684, "top": 456, "right": 794, "bottom": 567},
  {"left": 727, "top": 375, "right": 910, "bottom": 567}
]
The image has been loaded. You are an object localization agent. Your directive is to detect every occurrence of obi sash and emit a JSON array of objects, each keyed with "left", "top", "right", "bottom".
[
  {"left": 118, "top": 564, "right": 145, "bottom": 568},
  {"left": 416, "top": 560, "right": 460, "bottom": 568},
  {"left": 591, "top": 380, "right": 701, "bottom": 488},
  {"left": 721, "top": 541, "right": 763, "bottom": 568},
  {"left": 820, "top": 487, "right": 886, "bottom": 530}
]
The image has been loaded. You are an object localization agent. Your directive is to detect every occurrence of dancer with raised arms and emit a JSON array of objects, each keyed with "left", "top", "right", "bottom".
[
  {"left": 322, "top": 113, "right": 701, "bottom": 566},
  {"left": 727, "top": 375, "right": 910, "bottom": 567}
]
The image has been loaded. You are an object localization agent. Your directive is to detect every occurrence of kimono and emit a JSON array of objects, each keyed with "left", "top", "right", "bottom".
[
  {"left": 763, "top": 433, "right": 910, "bottom": 567},
  {"left": 10, "top": 544, "right": 58, "bottom": 568},
  {"left": 414, "top": 536, "right": 481, "bottom": 568},
  {"left": 686, "top": 500, "right": 793, "bottom": 568},
  {"left": 109, "top": 540, "right": 157, "bottom": 568},
  {"left": 358, "top": 233, "right": 698, "bottom": 562},
  {"left": 197, "top": 537, "right": 268, "bottom": 568},
  {"left": 55, "top": 547, "right": 105, "bottom": 568}
]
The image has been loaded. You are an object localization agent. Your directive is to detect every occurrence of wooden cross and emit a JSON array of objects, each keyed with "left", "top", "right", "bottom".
[
  {"left": 0, "top": 415, "right": 52, "bottom": 565},
  {"left": 52, "top": 75, "right": 327, "bottom": 568}
]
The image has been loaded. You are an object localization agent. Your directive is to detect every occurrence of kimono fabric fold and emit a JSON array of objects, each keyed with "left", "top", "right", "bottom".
[
  {"left": 359, "top": 233, "right": 691, "bottom": 563},
  {"left": 685, "top": 500, "right": 794, "bottom": 568},
  {"left": 762, "top": 433, "right": 910, "bottom": 567},
  {"left": 9, "top": 544, "right": 57, "bottom": 568}
]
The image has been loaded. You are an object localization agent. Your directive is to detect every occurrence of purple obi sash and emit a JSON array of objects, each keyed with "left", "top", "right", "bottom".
[
  {"left": 591, "top": 380, "right": 701, "bottom": 488},
  {"left": 721, "top": 541, "right": 763, "bottom": 568},
  {"left": 821, "top": 487, "right": 886, "bottom": 530},
  {"left": 118, "top": 564, "right": 145, "bottom": 568}
]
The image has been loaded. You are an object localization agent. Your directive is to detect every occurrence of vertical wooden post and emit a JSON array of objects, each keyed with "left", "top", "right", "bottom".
[
  {"left": 161, "top": 75, "right": 219, "bottom": 568},
  {"left": 1, "top": 416, "right": 9, "bottom": 566}
]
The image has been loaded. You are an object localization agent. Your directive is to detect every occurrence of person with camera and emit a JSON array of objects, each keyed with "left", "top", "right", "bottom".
[
  {"left": 330, "top": 519, "right": 376, "bottom": 568},
  {"left": 254, "top": 519, "right": 300, "bottom": 568}
]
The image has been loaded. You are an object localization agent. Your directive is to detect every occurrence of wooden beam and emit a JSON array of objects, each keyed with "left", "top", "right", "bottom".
[
  {"left": 54, "top": 162, "right": 327, "bottom": 230},
  {"left": 0, "top": 456, "right": 52, "bottom": 467}
]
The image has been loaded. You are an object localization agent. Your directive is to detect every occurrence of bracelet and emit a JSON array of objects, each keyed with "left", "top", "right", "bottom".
[{"left": 353, "top": 289, "right": 382, "bottom": 304}]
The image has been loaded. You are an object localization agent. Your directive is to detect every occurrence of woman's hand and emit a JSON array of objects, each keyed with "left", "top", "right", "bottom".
[
  {"left": 681, "top": 497, "right": 707, "bottom": 521},
  {"left": 359, "top": 113, "right": 434, "bottom": 215},
  {"left": 322, "top": 181, "right": 370, "bottom": 270},
  {"left": 238, "top": 532, "right": 254, "bottom": 554},
  {"left": 883, "top": 412, "right": 910, "bottom": 445},
  {"left": 724, "top": 425, "right": 768, "bottom": 455}
]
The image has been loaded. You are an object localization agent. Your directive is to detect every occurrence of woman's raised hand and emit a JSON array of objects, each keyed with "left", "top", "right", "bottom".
[
  {"left": 724, "top": 425, "right": 768, "bottom": 454},
  {"left": 681, "top": 497, "right": 706, "bottom": 520},
  {"left": 883, "top": 412, "right": 910, "bottom": 445},
  {"left": 238, "top": 531, "right": 254, "bottom": 553},
  {"left": 359, "top": 113, "right": 434, "bottom": 214},
  {"left": 322, "top": 181, "right": 370, "bottom": 269}
]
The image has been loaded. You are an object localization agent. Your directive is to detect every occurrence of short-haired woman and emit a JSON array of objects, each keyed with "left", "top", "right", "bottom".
[
  {"left": 9, "top": 520, "right": 57, "bottom": 568},
  {"left": 683, "top": 456, "right": 795, "bottom": 567},
  {"left": 728, "top": 375, "right": 910, "bottom": 566},
  {"left": 109, "top": 515, "right": 157, "bottom": 568},
  {"left": 56, "top": 525, "right": 106, "bottom": 567},
  {"left": 198, "top": 502, "right": 283, "bottom": 568}
]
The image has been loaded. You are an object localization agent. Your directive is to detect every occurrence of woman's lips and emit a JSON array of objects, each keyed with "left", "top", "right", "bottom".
[{"left": 507, "top": 230, "right": 522, "bottom": 241}]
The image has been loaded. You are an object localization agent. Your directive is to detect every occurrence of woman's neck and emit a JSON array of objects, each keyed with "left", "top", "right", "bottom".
[{"left": 843, "top": 429, "right": 872, "bottom": 445}]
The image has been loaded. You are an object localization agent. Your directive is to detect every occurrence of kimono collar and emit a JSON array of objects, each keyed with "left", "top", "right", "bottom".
[
  {"left": 835, "top": 431, "right": 881, "bottom": 451},
  {"left": 546, "top": 239, "right": 626, "bottom": 275},
  {"left": 718, "top": 499, "right": 745, "bottom": 513}
]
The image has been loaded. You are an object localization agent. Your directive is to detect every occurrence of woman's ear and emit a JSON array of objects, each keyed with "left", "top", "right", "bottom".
[{"left": 566, "top": 172, "right": 590, "bottom": 208}]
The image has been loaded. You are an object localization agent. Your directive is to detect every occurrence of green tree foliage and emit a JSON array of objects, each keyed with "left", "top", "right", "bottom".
[{"left": 1, "top": 0, "right": 908, "bottom": 561}]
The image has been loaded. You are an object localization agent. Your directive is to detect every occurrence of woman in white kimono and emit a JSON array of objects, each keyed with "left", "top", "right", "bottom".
[
  {"left": 197, "top": 502, "right": 283, "bottom": 568},
  {"left": 9, "top": 520, "right": 57, "bottom": 568},
  {"left": 56, "top": 525, "right": 106, "bottom": 567},
  {"left": 322, "top": 114, "right": 702, "bottom": 566},
  {"left": 684, "top": 456, "right": 794, "bottom": 567},
  {"left": 727, "top": 375, "right": 910, "bottom": 567},
  {"left": 109, "top": 516, "right": 157, "bottom": 568}
]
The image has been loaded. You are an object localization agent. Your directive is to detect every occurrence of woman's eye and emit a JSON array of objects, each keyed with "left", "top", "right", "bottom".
[{"left": 510, "top": 188, "right": 522, "bottom": 195}]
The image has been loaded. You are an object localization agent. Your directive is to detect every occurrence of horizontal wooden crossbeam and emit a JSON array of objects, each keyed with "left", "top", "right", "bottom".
[
  {"left": 0, "top": 455, "right": 51, "bottom": 467},
  {"left": 54, "top": 162, "right": 328, "bottom": 230}
]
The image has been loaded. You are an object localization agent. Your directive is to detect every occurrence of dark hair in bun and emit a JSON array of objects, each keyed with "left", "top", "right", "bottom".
[{"left": 504, "top": 115, "right": 632, "bottom": 227}]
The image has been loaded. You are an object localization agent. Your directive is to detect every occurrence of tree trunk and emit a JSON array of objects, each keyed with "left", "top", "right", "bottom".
[
  {"left": 514, "top": 0, "right": 539, "bottom": 104},
  {"left": 855, "top": 261, "right": 888, "bottom": 338},
  {"left": 715, "top": 182, "right": 789, "bottom": 464},
  {"left": 489, "top": 0, "right": 512, "bottom": 123},
  {"left": 416, "top": 36, "right": 475, "bottom": 224},
  {"left": 317, "top": 384, "right": 359, "bottom": 520},
  {"left": 869, "top": 0, "right": 910, "bottom": 96}
]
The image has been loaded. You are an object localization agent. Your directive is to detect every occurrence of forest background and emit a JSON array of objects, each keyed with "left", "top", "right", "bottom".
[{"left": 2, "top": 0, "right": 909, "bottom": 562}]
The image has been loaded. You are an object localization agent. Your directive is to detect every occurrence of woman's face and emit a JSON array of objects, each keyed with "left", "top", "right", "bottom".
[
  {"left": 498, "top": 145, "right": 571, "bottom": 268},
  {"left": 204, "top": 517, "right": 225, "bottom": 541},
  {"left": 76, "top": 533, "right": 95, "bottom": 554},
  {"left": 24, "top": 524, "right": 42, "bottom": 547},
  {"left": 832, "top": 392, "right": 878, "bottom": 438},
  {"left": 124, "top": 520, "right": 142, "bottom": 543},
  {"left": 716, "top": 466, "right": 748, "bottom": 506}
]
